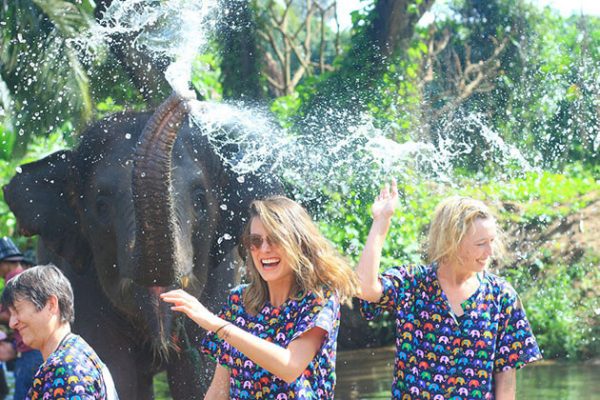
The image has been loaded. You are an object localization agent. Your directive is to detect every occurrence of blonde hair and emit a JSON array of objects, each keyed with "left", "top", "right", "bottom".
[
  {"left": 427, "top": 196, "right": 505, "bottom": 265},
  {"left": 241, "top": 196, "right": 359, "bottom": 315}
]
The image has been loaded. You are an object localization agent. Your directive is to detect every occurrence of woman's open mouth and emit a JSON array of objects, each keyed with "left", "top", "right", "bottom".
[{"left": 261, "top": 258, "right": 281, "bottom": 270}]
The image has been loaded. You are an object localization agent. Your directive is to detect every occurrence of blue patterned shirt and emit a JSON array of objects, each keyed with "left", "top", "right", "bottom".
[
  {"left": 360, "top": 264, "right": 542, "bottom": 400},
  {"left": 27, "top": 334, "right": 118, "bottom": 400},
  {"left": 202, "top": 284, "right": 340, "bottom": 399}
]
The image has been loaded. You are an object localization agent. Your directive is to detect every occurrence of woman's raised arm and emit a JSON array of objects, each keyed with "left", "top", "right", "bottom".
[{"left": 356, "top": 179, "right": 399, "bottom": 302}]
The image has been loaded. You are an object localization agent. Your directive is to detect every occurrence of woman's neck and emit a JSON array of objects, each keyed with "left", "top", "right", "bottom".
[
  {"left": 267, "top": 277, "right": 296, "bottom": 307},
  {"left": 41, "top": 323, "right": 72, "bottom": 361},
  {"left": 437, "top": 261, "right": 478, "bottom": 286}
]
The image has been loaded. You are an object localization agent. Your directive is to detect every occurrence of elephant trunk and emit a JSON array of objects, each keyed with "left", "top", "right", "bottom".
[{"left": 132, "top": 93, "right": 189, "bottom": 287}]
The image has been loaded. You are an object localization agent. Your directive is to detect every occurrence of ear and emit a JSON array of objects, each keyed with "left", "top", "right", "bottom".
[
  {"left": 45, "top": 294, "right": 60, "bottom": 315},
  {"left": 3, "top": 150, "right": 91, "bottom": 273}
]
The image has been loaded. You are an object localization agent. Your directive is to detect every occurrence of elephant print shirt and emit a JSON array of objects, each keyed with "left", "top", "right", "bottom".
[
  {"left": 26, "top": 334, "right": 119, "bottom": 400},
  {"left": 360, "top": 264, "right": 542, "bottom": 400},
  {"left": 201, "top": 284, "right": 340, "bottom": 399}
]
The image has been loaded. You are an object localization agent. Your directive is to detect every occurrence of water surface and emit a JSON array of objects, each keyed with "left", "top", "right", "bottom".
[{"left": 335, "top": 346, "right": 600, "bottom": 399}]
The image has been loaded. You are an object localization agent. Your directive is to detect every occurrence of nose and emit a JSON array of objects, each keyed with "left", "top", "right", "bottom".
[
  {"left": 8, "top": 313, "right": 18, "bottom": 330},
  {"left": 483, "top": 243, "right": 493, "bottom": 257},
  {"left": 260, "top": 239, "right": 272, "bottom": 252}
]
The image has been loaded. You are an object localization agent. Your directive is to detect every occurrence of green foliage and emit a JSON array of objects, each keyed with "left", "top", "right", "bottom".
[
  {"left": 494, "top": 9, "right": 600, "bottom": 169},
  {"left": 503, "top": 257, "right": 599, "bottom": 359},
  {"left": 418, "top": 1, "right": 600, "bottom": 172},
  {"left": 96, "top": 97, "right": 126, "bottom": 115},
  {"left": 465, "top": 164, "right": 599, "bottom": 224},
  {"left": 317, "top": 165, "right": 600, "bottom": 359},
  {"left": 153, "top": 372, "right": 171, "bottom": 399},
  {"left": 270, "top": 92, "right": 302, "bottom": 128},
  {"left": 0, "top": 0, "right": 95, "bottom": 155},
  {"left": 192, "top": 53, "right": 223, "bottom": 101},
  {"left": 88, "top": 54, "right": 147, "bottom": 115},
  {"left": 0, "top": 125, "right": 16, "bottom": 161}
]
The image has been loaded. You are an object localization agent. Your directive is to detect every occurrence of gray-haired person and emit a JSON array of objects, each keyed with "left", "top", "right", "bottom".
[{"left": 1, "top": 264, "right": 119, "bottom": 400}]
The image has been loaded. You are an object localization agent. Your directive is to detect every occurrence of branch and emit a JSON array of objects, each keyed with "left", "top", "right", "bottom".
[{"left": 432, "top": 36, "right": 510, "bottom": 118}]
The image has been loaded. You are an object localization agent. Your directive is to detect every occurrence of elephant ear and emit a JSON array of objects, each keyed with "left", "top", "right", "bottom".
[{"left": 3, "top": 150, "right": 91, "bottom": 272}]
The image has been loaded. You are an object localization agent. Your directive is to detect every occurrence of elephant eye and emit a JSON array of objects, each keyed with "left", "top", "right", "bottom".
[
  {"left": 95, "top": 195, "right": 111, "bottom": 222},
  {"left": 192, "top": 187, "right": 207, "bottom": 214}
]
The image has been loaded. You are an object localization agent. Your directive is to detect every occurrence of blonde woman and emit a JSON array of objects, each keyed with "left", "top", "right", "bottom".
[
  {"left": 356, "top": 180, "right": 541, "bottom": 400},
  {"left": 161, "top": 196, "right": 358, "bottom": 400}
]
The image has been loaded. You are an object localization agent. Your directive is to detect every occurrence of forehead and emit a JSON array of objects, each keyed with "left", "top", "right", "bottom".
[
  {"left": 466, "top": 218, "right": 496, "bottom": 236},
  {"left": 10, "top": 297, "right": 37, "bottom": 311},
  {"left": 249, "top": 217, "right": 267, "bottom": 234}
]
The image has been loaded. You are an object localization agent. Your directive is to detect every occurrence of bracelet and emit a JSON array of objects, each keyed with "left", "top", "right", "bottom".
[{"left": 214, "top": 323, "right": 231, "bottom": 337}]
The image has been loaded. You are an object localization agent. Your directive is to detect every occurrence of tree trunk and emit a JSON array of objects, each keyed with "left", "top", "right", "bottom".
[
  {"left": 300, "top": 0, "right": 435, "bottom": 123},
  {"left": 217, "top": 0, "right": 263, "bottom": 100}
]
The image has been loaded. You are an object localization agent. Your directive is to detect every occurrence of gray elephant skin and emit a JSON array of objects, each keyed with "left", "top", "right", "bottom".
[{"left": 3, "top": 95, "right": 280, "bottom": 399}]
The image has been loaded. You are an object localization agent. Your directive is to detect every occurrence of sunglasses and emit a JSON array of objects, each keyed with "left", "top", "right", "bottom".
[{"left": 242, "top": 234, "right": 278, "bottom": 250}]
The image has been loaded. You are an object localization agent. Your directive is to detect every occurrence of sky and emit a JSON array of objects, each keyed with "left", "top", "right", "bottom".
[{"left": 337, "top": 0, "right": 600, "bottom": 30}]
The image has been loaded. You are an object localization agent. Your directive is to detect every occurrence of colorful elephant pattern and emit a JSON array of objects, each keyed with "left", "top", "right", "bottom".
[
  {"left": 360, "top": 264, "right": 542, "bottom": 400},
  {"left": 201, "top": 284, "right": 340, "bottom": 399},
  {"left": 26, "top": 334, "right": 111, "bottom": 400}
]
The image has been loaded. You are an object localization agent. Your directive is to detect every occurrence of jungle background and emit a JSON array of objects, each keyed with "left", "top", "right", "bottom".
[{"left": 0, "top": 0, "right": 598, "bottom": 391}]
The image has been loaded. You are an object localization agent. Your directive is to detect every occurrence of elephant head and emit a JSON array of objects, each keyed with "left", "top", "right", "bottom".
[{"left": 3, "top": 94, "right": 280, "bottom": 395}]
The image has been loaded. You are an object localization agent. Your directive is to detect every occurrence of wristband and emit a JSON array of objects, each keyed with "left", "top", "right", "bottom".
[{"left": 214, "top": 323, "right": 231, "bottom": 336}]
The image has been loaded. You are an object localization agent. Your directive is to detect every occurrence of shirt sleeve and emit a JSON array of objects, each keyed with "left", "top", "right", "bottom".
[
  {"left": 359, "top": 266, "right": 413, "bottom": 320},
  {"left": 200, "top": 288, "right": 240, "bottom": 369},
  {"left": 290, "top": 292, "right": 340, "bottom": 342},
  {"left": 494, "top": 286, "right": 542, "bottom": 372}
]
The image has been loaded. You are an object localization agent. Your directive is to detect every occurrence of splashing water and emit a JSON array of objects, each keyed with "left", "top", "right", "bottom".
[
  {"left": 72, "top": 0, "right": 537, "bottom": 204},
  {"left": 74, "top": 0, "right": 218, "bottom": 94}
]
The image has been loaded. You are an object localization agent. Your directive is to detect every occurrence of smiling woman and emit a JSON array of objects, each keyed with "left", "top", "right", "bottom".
[
  {"left": 1, "top": 265, "right": 119, "bottom": 400},
  {"left": 161, "top": 196, "right": 359, "bottom": 400},
  {"left": 355, "top": 181, "right": 542, "bottom": 400}
]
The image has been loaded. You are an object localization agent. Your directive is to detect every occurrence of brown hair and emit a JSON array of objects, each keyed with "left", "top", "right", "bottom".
[{"left": 241, "top": 196, "right": 359, "bottom": 314}]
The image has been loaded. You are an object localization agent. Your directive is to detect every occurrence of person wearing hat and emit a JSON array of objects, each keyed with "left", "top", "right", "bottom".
[{"left": 0, "top": 237, "right": 43, "bottom": 400}]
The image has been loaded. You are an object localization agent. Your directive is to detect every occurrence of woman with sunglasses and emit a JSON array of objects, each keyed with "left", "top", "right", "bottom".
[{"left": 161, "top": 196, "right": 358, "bottom": 399}]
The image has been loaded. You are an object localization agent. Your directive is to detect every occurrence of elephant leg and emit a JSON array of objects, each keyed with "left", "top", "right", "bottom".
[
  {"left": 167, "top": 347, "right": 214, "bottom": 400},
  {"left": 66, "top": 271, "right": 157, "bottom": 399}
]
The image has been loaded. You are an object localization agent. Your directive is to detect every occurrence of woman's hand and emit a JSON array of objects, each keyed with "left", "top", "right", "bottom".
[
  {"left": 371, "top": 178, "right": 398, "bottom": 222},
  {"left": 161, "top": 289, "right": 222, "bottom": 331}
]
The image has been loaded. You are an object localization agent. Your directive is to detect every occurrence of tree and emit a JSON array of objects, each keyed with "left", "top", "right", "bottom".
[
  {"left": 217, "top": 0, "right": 263, "bottom": 100},
  {"left": 0, "top": 0, "right": 94, "bottom": 156},
  {"left": 300, "top": 0, "right": 436, "bottom": 123}
]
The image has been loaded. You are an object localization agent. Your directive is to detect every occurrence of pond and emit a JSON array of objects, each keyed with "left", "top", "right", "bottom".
[
  {"left": 335, "top": 346, "right": 600, "bottom": 399},
  {"left": 152, "top": 345, "right": 599, "bottom": 399}
]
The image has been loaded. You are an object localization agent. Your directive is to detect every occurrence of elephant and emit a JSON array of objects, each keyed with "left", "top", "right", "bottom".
[{"left": 3, "top": 93, "right": 281, "bottom": 399}]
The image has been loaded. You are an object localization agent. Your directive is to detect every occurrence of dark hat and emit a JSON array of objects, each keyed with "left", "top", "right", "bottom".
[{"left": 0, "top": 237, "right": 24, "bottom": 262}]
